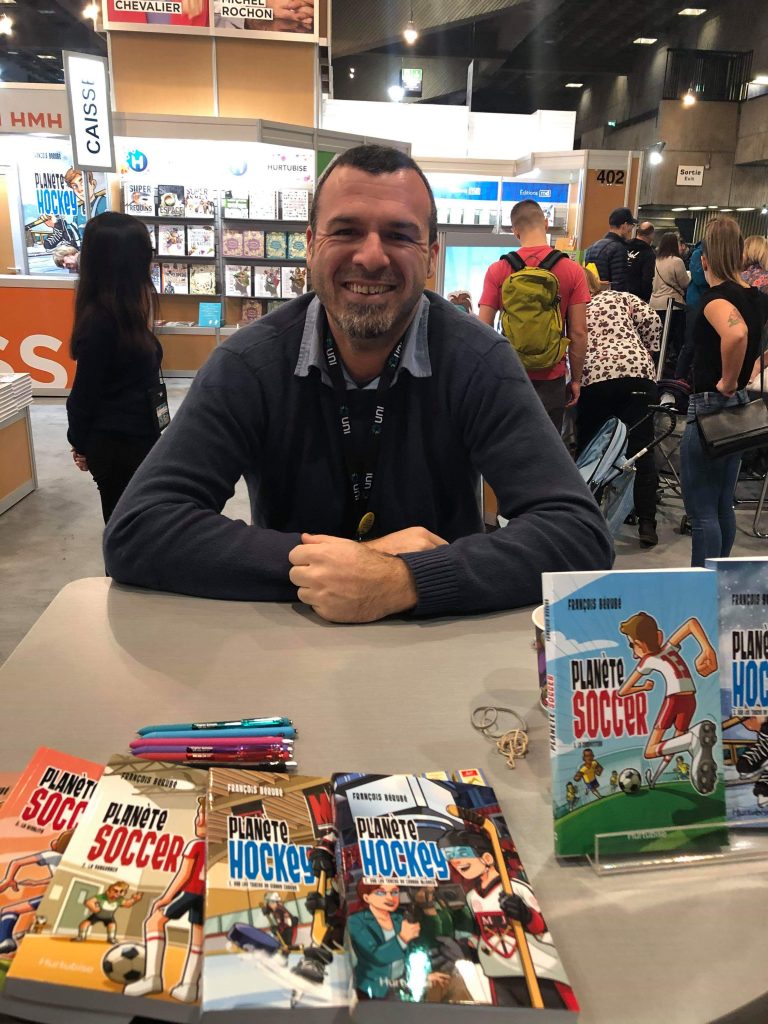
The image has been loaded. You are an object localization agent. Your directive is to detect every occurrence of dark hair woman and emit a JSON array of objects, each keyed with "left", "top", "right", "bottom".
[
  {"left": 651, "top": 232, "right": 690, "bottom": 373},
  {"left": 66, "top": 211, "right": 164, "bottom": 523},
  {"left": 680, "top": 217, "right": 768, "bottom": 565}
]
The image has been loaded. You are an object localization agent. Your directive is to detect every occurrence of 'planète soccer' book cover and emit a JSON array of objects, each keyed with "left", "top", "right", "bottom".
[
  {"left": 0, "top": 749, "right": 103, "bottom": 989},
  {"left": 333, "top": 772, "right": 578, "bottom": 1020},
  {"left": 203, "top": 769, "right": 349, "bottom": 1019},
  {"left": 6, "top": 756, "right": 207, "bottom": 1023},
  {"left": 707, "top": 557, "right": 768, "bottom": 823},
  {"left": 544, "top": 569, "right": 727, "bottom": 859}
]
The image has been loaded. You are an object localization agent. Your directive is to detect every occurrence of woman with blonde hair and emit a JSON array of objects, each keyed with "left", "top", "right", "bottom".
[
  {"left": 742, "top": 234, "right": 768, "bottom": 294},
  {"left": 681, "top": 218, "right": 768, "bottom": 566}
]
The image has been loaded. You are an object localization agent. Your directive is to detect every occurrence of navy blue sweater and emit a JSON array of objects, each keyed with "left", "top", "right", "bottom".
[{"left": 104, "top": 292, "right": 612, "bottom": 616}]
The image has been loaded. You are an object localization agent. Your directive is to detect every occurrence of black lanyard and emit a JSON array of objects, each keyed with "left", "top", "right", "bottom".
[{"left": 324, "top": 333, "right": 403, "bottom": 540}]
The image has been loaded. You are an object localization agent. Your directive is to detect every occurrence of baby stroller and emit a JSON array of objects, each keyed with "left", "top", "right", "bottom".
[{"left": 576, "top": 407, "right": 677, "bottom": 538}]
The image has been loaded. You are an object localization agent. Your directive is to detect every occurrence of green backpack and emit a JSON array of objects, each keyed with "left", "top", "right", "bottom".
[{"left": 499, "top": 250, "right": 569, "bottom": 370}]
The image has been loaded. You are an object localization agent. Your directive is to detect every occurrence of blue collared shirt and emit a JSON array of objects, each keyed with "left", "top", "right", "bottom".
[{"left": 294, "top": 294, "right": 432, "bottom": 390}]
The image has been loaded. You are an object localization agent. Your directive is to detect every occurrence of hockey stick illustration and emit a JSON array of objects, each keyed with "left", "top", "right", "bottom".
[{"left": 446, "top": 804, "right": 543, "bottom": 1009}]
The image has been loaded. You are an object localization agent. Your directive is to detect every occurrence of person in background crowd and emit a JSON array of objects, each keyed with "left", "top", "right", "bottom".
[
  {"left": 104, "top": 146, "right": 612, "bottom": 622},
  {"left": 584, "top": 207, "right": 636, "bottom": 292},
  {"left": 681, "top": 217, "right": 768, "bottom": 566},
  {"left": 626, "top": 221, "right": 656, "bottom": 302},
  {"left": 679, "top": 239, "right": 692, "bottom": 269},
  {"left": 478, "top": 200, "right": 589, "bottom": 432},
  {"left": 741, "top": 235, "right": 768, "bottom": 294},
  {"left": 650, "top": 232, "right": 690, "bottom": 373},
  {"left": 66, "top": 212, "right": 164, "bottom": 524},
  {"left": 577, "top": 269, "right": 661, "bottom": 547},
  {"left": 675, "top": 239, "right": 708, "bottom": 381},
  {"left": 447, "top": 290, "right": 474, "bottom": 314}
]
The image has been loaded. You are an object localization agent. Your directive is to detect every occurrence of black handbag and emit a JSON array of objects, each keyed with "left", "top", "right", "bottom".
[{"left": 147, "top": 369, "right": 171, "bottom": 436}]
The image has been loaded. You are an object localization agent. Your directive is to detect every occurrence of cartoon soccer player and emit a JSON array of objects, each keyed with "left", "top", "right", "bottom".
[
  {"left": 73, "top": 880, "right": 143, "bottom": 943},
  {"left": 263, "top": 892, "right": 298, "bottom": 951},
  {"left": 674, "top": 756, "right": 690, "bottom": 781},
  {"left": 574, "top": 748, "right": 603, "bottom": 800},
  {"left": 0, "top": 829, "right": 74, "bottom": 955},
  {"left": 435, "top": 828, "right": 575, "bottom": 1009},
  {"left": 565, "top": 782, "right": 578, "bottom": 812},
  {"left": 618, "top": 611, "right": 718, "bottom": 793},
  {"left": 124, "top": 796, "right": 205, "bottom": 1003},
  {"left": 609, "top": 770, "right": 619, "bottom": 793}
]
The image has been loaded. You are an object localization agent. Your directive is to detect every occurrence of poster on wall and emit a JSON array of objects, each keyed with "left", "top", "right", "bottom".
[
  {"left": 101, "top": 0, "right": 318, "bottom": 39},
  {"left": 18, "top": 140, "right": 108, "bottom": 275}
]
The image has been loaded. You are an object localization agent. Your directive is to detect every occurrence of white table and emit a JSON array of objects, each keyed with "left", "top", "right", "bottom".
[{"left": 0, "top": 578, "right": 764, "bottom": 1024}]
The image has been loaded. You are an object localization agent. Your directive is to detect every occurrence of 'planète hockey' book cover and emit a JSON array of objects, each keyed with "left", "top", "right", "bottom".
[
  {"left": 0, "top": 749, "right": 103, "bottom": 989},
  {"left": 333, "top": 773, "right": 578, "bottom": 1021},
  {"left": 544, "top": 569, "right": 727, "bottom": 859},
  {"left": 6, "top": 756, "right": 207, "bottom": 1023},
  {"left": 203, "top": 769, "right": 350, "bottom": 1020},
  {"left": 707, "top": 557, "right": 768, "bottom": 824}
]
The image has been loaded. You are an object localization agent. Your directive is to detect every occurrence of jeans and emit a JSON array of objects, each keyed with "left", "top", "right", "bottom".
[
  {"left": 680, "top": 390, "right": 748, "bottom": 567},
  {"left": 86, "top": 431, "right": 157, "bottom": 524}
]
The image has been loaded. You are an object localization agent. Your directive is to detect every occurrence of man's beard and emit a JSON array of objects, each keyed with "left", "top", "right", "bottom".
[{"left": 335, "top": 301, "right": 396, "bottom": 340}]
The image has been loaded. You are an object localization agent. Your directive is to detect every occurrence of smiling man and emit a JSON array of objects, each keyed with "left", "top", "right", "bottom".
[{"left": 104, "top": 145, "right": 611, "bottom": 621}]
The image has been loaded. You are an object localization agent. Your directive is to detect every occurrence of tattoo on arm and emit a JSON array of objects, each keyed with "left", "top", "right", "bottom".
[{"left": 727, "top": 306, "right": 745, "bottom": 328}]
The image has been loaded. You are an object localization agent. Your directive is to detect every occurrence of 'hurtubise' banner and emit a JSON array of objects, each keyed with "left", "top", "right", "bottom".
[{"left": 102, "top": 0, "right": 318, "bottom": 41}]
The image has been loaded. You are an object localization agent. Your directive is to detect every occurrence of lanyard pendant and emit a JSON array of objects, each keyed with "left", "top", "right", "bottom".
[{"left": 357, "top": 511, "right": 375, "bottom": 539}]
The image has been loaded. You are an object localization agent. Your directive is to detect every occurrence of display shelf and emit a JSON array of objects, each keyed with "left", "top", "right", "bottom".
[
  {"left": 139, "top": 216, "right": 216, "bottom": 225},
  {"left": 155, "top": 325, "right": 220, "bottom": 335},
  {"left": 221, "top": 256, "right": 306, "bottom": 263},
  {"left": 221, "top": 218, "right": 308, "bottom": 227},
  {"left": 154, "top": 254, "right": 218, "bottom": 262}
]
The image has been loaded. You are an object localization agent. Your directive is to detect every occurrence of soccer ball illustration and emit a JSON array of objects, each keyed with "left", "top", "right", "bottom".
[
  {"left": 102, "top": 942, "right": 146, "bottom": 986},
  {"left": 618, "top": 768, "right": 642, "bottom": 794}
]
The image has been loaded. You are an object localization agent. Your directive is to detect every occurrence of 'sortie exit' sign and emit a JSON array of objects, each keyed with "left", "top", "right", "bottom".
[{"left": 677, "top": 165, "right": 704, "bottom": 186}]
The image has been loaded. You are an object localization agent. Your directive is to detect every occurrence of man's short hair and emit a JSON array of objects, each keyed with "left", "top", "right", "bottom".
[
  {"left": 309, "top": 144, "right": 438, "bottom": 245},
  {"left": 637, "top": 222, "right": 654, "bottom": 239},
  {"left": 620, "top": 611, "right": 661, "bottom": 652},
  {"left": 510, "top": 199, "right": 546, "bottom": 234}
]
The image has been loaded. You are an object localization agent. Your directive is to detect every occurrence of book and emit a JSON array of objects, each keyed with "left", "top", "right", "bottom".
[
  {"left": 223, "top": 192, "right": 249, "bottom": 219},
  {"left": 253, "top": 267, "right": 281, "bottom": 298},
  {"left": 240, "top": 299, "right": 265, "bottom": 324},
  {"left": 287, "top": 232, "right": 307, "bottom": 260},
  {"left": 0, "top": 773, "right": 20, "bottom": 811},
  {"left": 157, "top": 185, "right": 185, "bottom": 218},
  {"left": 157, "top": 224, "right": 186, "bottom": 257},
  {"left": 146, "top": 223, "right": 157, "bottom": 252},
  {"left": 203, "top": 769, "right": 349, "bottom": 1017},
  {"left": 225, "top": 265, "right": 252, "bottom": 298},
  {"left": 279, "top": 189, "right": 310, "bottom": 221},
  {"left": 198, "top": 302, "right": 222, "bottom": 327},
  {"left": 248, "top": 191, "right": 278, "bottom": 220},
  {"left": 222, "top": 229, "right": 244, "bottom": 258},
  {"left": 123, "top": 181, "right": 154, "bottom": 216},
  {"left": 189, "top": 264, "right": 217, "bottom": 296},
  {"left": 266, "top": 301, "right": 286, "bottom": 314},
  {"left": 150, "top": 262, "right": 161, "bottom": 291},
  {"left": 6, "top": 756, "right": 208, "bottom": 1022},
  {"left": 265, "top": 232, "right": 288, "bottom": 259},
  {"left": 186, "top": 225, "right": 215, "bottom": 258},
  {"left": 333, "top": 772, "right": 578, "bottom": 1018},
  {"left": 161, "top": 264, "right": 189, "bottom": 296},
  {"left": 0, "top": 749, "right": 103, "bottom": 986},
  {"left": 281, "top": 265, "right": 308, "bottom": 298},
  {"left": 543, "top": 568, "right": 727, "bottom": 858},
  {"left": 706, "top": 557, "right": 768, "bottom": 823},
  {"left": 184, "top": 187, "right": 214, "bottom": 218},
  {"left": 243, "top": 230, "right": 265, "bottom": 258}
]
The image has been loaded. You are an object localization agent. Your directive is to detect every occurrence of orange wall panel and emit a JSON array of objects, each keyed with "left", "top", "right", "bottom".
[{"left": 0, "top": 286, "right": 75, "bottom": 389}]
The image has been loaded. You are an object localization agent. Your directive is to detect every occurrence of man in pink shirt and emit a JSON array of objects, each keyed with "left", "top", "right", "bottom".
[{"left": 479, "top": 201, "right": 589, "bottom": 432}]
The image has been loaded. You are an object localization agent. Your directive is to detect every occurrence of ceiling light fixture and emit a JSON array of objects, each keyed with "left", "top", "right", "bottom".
[
  {"left": 83, "top": 2, "right": 99, "bottom": 19},
  {"left": 633, "top": 37, "right": 657, "bottom": 45},
  {"left": 388, "top": 84, "right": 405, "bottom": 102},
  {"left": 682, "top": 89, "right": 697, "bottom": 106},
  {"left": 720, "top": 207, "right": 733, "bottom": 212},
  {"left": 0, "top": 14, "right": 13, "bottom": 34},
  {"left": 565, "top": 82, "right": 583, "bottom": 88},
  {"left": 761, "top": 207, "right": 768, "bottom": 215},
  {"left": 648, "top": 140, "right": 666, "bottom": 166},
  {"left": 403, "top": 20, "right": 418, "bottom": 44},
  {"left": 37, "top": 54, "right": 57, "bottom": 59},
  {"left": 736, "top": 207, "right": 755, "bottom": 211},
  {"left": 688, "top": 205, "right": 706, "bottom": 210},
  {"left": 752, "top": 75, "right": 768, "bottom": 85},
  {"left": 678, "top": 7, "right": 707, "bottom": 14},
  {"left": 671, "top": 207, "right": 688, "bottom": 211},
  {"left": 708, "top": 205, "right": 718, "bottom": 208}
]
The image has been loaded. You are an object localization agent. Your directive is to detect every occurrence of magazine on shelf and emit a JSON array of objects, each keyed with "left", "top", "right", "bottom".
[
  {"left": 203, "top": 769, "right": 349, "bottom": 1019},
  {"left": 265, "top": 232, "right": 288, "bottom": 260},
  {"left": 189, "top": 264, "right": 217, "bottom": 296},
  {"left": 184, "top": 187, "right": 215, "bottom": 218},
  {"left": 0, "top": 749, "right": 103, "bottom": 989},
  {"left": 123, "top": 181, "right": 154, "bottom": 216},
  {"left": 707, "top": 557, "right": 768, "bottom": 823},
  {"left": 243, "top": 230, "right": 265, "bottom": 258},
  {"left": 225, "top": 265, "right": 252, "bottom": 298},
  {"left": 279, "top": 189, "right": 310, "bottom": 221},
  {"left": 223, "top": 192, "right": 249, "bottom": 219},
  {"left": 333, "top": 772, "right": 579, "bottom": 1020},
  {"left": 544, "top": 568, "right": 727, "bottom": 858},
  {"left": 222, "top": 229, "right": 244, "bottom": 258},
  {"left": 281, "top": 265, "right": 308, "bottom": 298},
  {"left": 266, "top": 301, "right": 286, "bottom": 314},
  {"left": 186, "top": 225, "right": 215, "bottom": 258},
  {"left": 161, "top": 264, "right": 189, "bottom": 296},
  {"left": 253, "top": 267, "right": 282, "bottom": 299},
  {"left": 287, "top": 232, "right": 307, "bottom": 260},
  {"left": 157, "top": 225, "right": 186, "bottom": 258},
  {"left": 240, "top": 299, "right": 265, "bottom": 324},
  {"left": 150, "top": 262, "right": 161, "bottom": 291},
  {"left": 156, "top": 185, "right": 185, "bottom": 218},
  {"left": 146, "top": 223, "right": 157, "bottom": 252},
  {"left": 5, "top": 756, "right": 208, "bottom": 1023},
  {"left": 248, "top": 191, "right": 278, "bottom": 220}
]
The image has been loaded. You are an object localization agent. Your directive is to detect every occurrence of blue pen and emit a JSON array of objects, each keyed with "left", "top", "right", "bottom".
[
  {"left": 137, "top": 716, "right": 292, "bottom": 736},
  {"left": 139, "top": 725, "right": 297, "bottom": 739}
]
